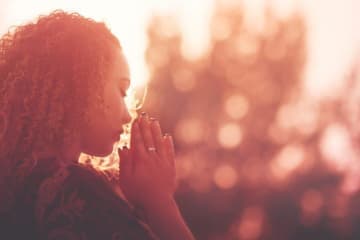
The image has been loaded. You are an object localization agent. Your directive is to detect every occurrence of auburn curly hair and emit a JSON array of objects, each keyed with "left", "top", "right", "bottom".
[{"left": 0, "top": 10, "right": 121, "bottom": 211}]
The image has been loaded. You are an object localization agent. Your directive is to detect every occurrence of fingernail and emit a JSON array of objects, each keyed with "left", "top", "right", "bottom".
[
  {"left": 141, "top": 113, "right": 149, "bottom": 122},
  {"left": 153, "top": 120, "right": 160, "bottom": 126}
]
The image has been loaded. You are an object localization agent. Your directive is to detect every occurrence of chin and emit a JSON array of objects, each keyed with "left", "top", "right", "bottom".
[
  {"left": 84, "top": 144, "right": 114, "bottom": 158},
  {"left": 96, "top": 147, "right": 114, "bottom": 157}
]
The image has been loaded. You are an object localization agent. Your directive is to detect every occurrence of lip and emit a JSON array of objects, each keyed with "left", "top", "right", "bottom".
[{"left": 114, "top": 130, "right": 123, "bottom": 140}]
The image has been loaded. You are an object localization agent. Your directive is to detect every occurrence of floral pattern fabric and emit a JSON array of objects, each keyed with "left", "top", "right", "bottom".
[{"left": 2, "top": 159, "right": 159, "bottom": 240}]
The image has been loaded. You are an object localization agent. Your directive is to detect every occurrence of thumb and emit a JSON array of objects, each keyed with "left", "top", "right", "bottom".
[{"left": 118, "top": 146, "right": 132, "bottom": 177}]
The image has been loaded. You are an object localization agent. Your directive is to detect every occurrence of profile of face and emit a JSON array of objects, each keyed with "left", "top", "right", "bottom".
[{"left": 79, "top": 47, "right": 132, "bottom": 157}]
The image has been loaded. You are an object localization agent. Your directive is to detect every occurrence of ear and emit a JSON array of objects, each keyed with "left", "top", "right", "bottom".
[{"left": 0, "top": 112, "right": 7, "bottom": 138}]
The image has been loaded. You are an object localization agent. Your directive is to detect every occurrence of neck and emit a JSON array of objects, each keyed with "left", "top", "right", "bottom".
[{"left": 32, "top": 141, "right": 81, "bottom": 165}]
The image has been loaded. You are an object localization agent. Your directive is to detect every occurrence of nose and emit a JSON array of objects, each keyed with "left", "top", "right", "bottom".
[{"left": 122, "top": 109, "right": 132, "bottom": 124}]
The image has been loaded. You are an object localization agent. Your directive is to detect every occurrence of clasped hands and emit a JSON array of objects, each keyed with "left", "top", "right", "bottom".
[{"left": 118, "top": 113, "right": 177, "bottom": 210}]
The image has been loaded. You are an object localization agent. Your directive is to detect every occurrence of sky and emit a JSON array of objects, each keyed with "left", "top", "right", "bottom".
[{"left": 0, "top": 0, "right": 359, "bottom": 99}]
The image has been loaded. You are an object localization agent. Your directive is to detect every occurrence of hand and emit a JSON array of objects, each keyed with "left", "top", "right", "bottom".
[{"left": 118, "top": 113, "right": 177, "bottom": 210}]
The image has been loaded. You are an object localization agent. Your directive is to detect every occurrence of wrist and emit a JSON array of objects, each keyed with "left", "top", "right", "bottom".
[
  {"left": 133, "top": 194, "right": 178, "bottom": 226},
  {"left": 140, "top": 195, "right": 195, "bottom": 240}
]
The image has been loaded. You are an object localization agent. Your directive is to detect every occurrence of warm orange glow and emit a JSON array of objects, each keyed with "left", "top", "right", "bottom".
[
  {"left": 1, "top": 0, "right": 358, "bottom": 96},
  {"left": 188, "top": 175, "right": 212, "bottom": 193},
  {"left": 275, "top": 101, "right": 319, "bottom": 137},
  {"left": 236, "top": 34, "right": 259, "bottom": 57},
  {"left": 78, "top": 89, "right": 141, "bottom": 172},
  {"left": 176, "top": 157, "right": 194, "bottom": 180},
  {"left": 276, "top": 104, "right": 296, "bottom": 130},
  {"left": 175, "top": 118, "right": 205, "bottom": 144},
  {"left": 268, "top": 123, "right": 288, "bottom": 144},
  {"left": 341, "top": 173, "right": 360, "bottom": 195},
  {"left": 300, "top": 189, "right": 324, "bottom": 215},
  {"left": 172, "top": 69, "right": 196, "bottom": 92},
  {"left": 213, "top": 164, "right": 238, "bottom": 189},
  {"left": 300, "top": 189, "right": 324, "bottom": 226},
  {"left": 319, "top": 123, "right": 355, "bottom": 172},
  {"left": 238, "top": 206, "right": 264, "bottom": 240},
  {"left": 2, "top": 1, "right": 359, "bottom": 239},
  {"left": 271, "top": 144, "right": 305, "bottom": 180},
  {"left": 218, "top": 123, "right": 243, "bottom": 148},
  {"left": 212, "top": 17, "right": 231, "bottom": 41},
  {"left": 328, "top": 195, "right": 349, "bottom": 219},
  {"left": 224, "top": 94, "right": 249, "bottom": 120}
]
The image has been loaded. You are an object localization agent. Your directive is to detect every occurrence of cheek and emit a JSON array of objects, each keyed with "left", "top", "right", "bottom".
[
  {"left": 82, "top": 114, "right": 108, "bottom": 141},
  {"left": 104, "top": 96, "right": 126, "bottom": 127},
  {"left": 79, "top": 93, "right": 121, "bottom": 156},
  {"left": 80, "top": 117, "right": 114, "bottom": 156}
]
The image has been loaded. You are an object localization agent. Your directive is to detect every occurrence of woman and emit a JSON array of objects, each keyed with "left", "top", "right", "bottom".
[{"left": 0, "top": 10, "right": 195, "bottom": 240}]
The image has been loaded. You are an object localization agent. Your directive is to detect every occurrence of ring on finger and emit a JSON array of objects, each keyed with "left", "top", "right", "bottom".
[{"left": 147, "top": 147, "right": 156, "bottom": 152}]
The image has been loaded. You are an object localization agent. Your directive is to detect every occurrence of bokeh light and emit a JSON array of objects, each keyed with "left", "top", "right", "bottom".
[
  {"left": 300, "top": 189, "right": 324, "bottom": 225},
  {"left": 271, "top": 144, "right": 305, "bottom": 180},
  {"left": 224, "top": 94, "right": 249, "bottom": 120},
  {"left": 213, "top": 164, "right": 238, "bottom": 189},
  {"left": 217, "top": 123, "right": 243, "bottom": 149},
  {"left": 175, "top": 118, "right": 205, "bottom": 144},
  {"left": 238, "top": 206, "right": 265, "bottom": 240},
  {"left": 2, "top": 0, "right": 360, "bottom": 239}
]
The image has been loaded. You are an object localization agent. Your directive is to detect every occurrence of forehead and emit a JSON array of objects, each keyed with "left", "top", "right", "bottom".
[{"left": 112, "top": 48, "right": 130, "bottom": 85}]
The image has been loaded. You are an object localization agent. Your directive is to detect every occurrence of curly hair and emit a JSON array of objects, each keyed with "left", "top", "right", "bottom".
[{"left": 0, "top": 10, "right": 121, "bottom": 211}]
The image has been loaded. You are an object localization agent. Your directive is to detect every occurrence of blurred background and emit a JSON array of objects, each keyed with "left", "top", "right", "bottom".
[{"left": 1, "top": 0, "right": 360, "bottom": 239}]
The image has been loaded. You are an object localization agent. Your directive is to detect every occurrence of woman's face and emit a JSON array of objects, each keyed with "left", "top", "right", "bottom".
[{"left": 80, "top": 47, "right": 132, "bottom": 157}]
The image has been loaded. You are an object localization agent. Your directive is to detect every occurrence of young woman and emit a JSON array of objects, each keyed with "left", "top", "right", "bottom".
[{"left": 0, "top": 10, "right": 195, "bottom": 240}]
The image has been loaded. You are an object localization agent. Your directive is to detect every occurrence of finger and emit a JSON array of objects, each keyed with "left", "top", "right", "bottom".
[
  {"left": 150, "top": 119, "right": 167, "bottom": 161},
  {"left": 130, "top": 119, "right": 147, "bottom": 158},
  {"left": 118, "top": 146, "right": 132, "bottom": 176},
  {"left": 139, "top": 113, "right": 155, "bottom": 150},
  {"left": 163, "top": 134, "right": 175, "bottom": 167}
]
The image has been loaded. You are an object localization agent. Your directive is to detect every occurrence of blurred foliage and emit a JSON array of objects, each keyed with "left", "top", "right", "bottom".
[{"left": 142, "top": 1, "right": 360, "bottom": 240}]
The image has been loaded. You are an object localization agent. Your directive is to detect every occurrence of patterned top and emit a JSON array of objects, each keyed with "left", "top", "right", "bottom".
[{"left": 0, "top": 158, "right": 159, "bottom": 240}]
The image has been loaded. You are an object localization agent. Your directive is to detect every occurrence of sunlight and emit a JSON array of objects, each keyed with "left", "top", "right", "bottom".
[
  {"left": 2, "top": 0, "right": 358, "bottom": 97},
  {"left": 1, "top": 1, "right": 360, "bottom": 239},
  {"left": 320, "top": 123, "right": 355, "bottom": 172}
]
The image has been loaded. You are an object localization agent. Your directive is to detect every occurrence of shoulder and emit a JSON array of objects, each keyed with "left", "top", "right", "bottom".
[{"left": 35, "top": 162, "right": 159, "bottom": 240}]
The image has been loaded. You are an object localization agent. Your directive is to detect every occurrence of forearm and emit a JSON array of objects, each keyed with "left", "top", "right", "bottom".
[{"left": 141, "top": 196, "right": 196, "bottom": 240}]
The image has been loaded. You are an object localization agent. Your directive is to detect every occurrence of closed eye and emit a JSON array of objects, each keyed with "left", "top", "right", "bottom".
[
  {"left": 119, "top": 78, "right": 130, "bottom": 97},
  {"left": 120, "top": 89, "right": 127, "bottom": 97}
]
